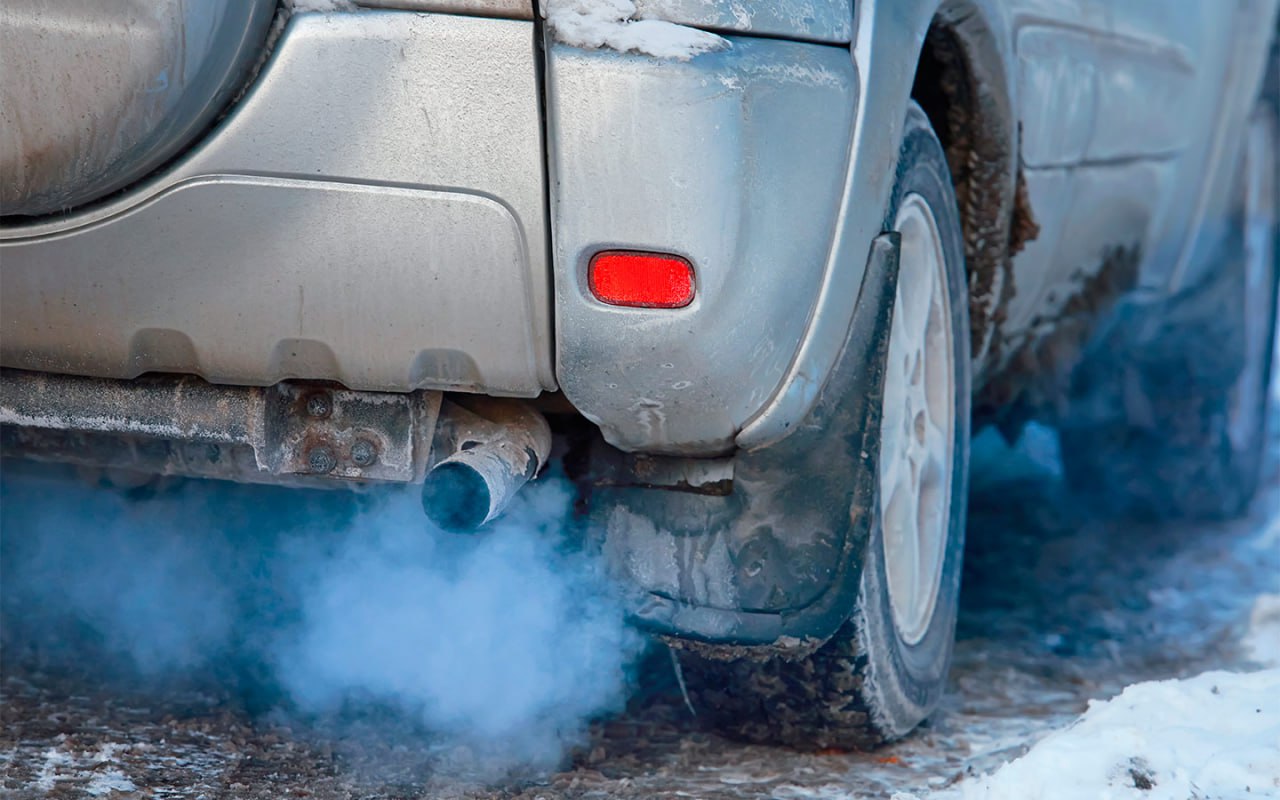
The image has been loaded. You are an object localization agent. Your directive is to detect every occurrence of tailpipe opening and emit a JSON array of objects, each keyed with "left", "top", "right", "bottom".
[{"left": 422, "top": 397, "right": 551, "bottom": 532}]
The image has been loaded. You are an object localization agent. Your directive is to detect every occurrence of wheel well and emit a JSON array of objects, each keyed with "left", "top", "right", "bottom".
[{"left": 909, "top": 11, "right": 1039, "bottom": 389}]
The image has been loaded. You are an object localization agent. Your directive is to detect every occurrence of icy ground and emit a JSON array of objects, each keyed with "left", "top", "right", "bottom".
[
  {"left": 926, "top": 669, "right": 1280, "bottom": 799},
  {"left": 2, "top": 391, "right": 1278, "bottom": 798}
]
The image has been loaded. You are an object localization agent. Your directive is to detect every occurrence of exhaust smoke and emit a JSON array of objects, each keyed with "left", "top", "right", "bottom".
[{"left": 0, "top": 464, "right": 645, "bottom": 776}]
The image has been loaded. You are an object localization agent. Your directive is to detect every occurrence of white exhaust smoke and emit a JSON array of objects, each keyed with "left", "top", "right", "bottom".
[{"left": 0, "top": 466, "right": 644, "bottom": 774}]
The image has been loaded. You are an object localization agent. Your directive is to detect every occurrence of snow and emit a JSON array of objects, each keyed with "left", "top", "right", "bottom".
[
  {"left": 85, "top": 769, "right": 137, "bottom": 797},
  {"left": 910, "top": 669, "right": 1280, "bottom": 800},
  {"left": 1243, "top": 517, "right": 1280, "bottom": 668},
  {"left": 34, "top": 746, "right": 73, "bottom": 792},
  {"left": 32, "top": 741, "right": 139, "bottom": 796},
  {"left": 544, "top": 0, "right": 729, "bottom": 61},
  {"left": 289, "top": 0, "right": 356, "bottom": 11},
  {"left": 1245, "top": 593, "right": 1280, "bottom": 668}
]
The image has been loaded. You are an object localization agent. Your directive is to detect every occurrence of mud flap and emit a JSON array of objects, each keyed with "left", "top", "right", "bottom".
[{"left": 591, "top": 233, "right": 901, "bottom": 647}]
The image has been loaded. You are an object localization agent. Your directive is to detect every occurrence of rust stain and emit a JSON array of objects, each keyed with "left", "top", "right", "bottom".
[
  {"left": 919, "top": 24, "right": 1039, "bottom": 360},
  {"left": 1008, "top": 165, "right": 1041, "bottom": 257},
  {"left": 976, "top": 244, "right": 1142, "bottom": 433}
]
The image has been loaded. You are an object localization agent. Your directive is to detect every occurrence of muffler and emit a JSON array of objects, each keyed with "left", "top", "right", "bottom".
[{"left": 421, "top": 396, "right": 552, "bottom": 532}]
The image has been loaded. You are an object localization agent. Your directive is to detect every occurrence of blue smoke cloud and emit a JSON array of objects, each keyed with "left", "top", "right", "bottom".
[{"left": 1, "top": 466, "right": 644, "bottom": 772}]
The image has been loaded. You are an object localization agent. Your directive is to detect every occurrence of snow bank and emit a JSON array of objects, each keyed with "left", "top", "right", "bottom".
[
  {"left": 1246, "top": 594, "right": 1280, "bottom": 668},
  {"left": 288, "top": 0, "right": 356, "bottom": 11},
  {"left": 914, "top": 670, "right": 1280, "bottom": 800},
  {"left": 1244, "top": 516, "right": 1280, "bottom": 668},
  {"left": 544, "top": 0, "right": 729, "bottom": 60}
]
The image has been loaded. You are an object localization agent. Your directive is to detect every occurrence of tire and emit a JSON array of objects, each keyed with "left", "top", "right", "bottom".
[
  {"left": 1059, "top": 49, "right": 1279, "bottom": 521},
  {"left": 678, "top": 102, "right": 972, "bottom": 749}
]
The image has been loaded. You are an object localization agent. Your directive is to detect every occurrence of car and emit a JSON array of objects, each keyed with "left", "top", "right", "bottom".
[{"left": 2, "top": 0, "right": 1277, "bottom": 749}]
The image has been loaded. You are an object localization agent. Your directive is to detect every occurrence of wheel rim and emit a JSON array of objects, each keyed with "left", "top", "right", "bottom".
[
  {"left": 1228, "top": 108, "right": 1278, "bottom": 453},
  {"left": 879, "top": 192, "right": 956, "bottom": 646}
]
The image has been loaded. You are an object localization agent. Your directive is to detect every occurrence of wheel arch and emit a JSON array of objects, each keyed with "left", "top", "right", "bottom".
[
  {"left": 910, "top": 1, "right": 1035, "bottom": 378},
  {"left": 736, "top": 0, "right": 1033, "bottom": 448}
]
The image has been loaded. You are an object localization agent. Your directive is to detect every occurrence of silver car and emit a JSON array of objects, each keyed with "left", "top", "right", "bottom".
[{"left": 3, "top": 0, "right": 1278, "bottom": 748}]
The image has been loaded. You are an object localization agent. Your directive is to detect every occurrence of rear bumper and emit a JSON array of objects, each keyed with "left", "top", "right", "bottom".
[
  {"left": 2, "top": 8, "right": 864, "bottom": 459},
  {"left": 0, "top": 11, "right": 554, "bottom": 397},
  {"left": 546, "top": 36, "right": 859, "bottom": 454}
]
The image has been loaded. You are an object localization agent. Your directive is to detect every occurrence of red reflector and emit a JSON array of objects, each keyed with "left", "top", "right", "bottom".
[{"left": 588, "top": 251, "right": 695, "bottom": 309}]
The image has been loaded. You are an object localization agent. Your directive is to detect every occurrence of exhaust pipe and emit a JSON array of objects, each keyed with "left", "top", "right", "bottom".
[{"left": 421, "top": 397, "right": 552, "bottom": 532}]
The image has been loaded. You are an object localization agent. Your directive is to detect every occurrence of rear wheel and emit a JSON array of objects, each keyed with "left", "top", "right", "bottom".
[{"left": 678, "top": 102, "right": 971, "bottom": 748}]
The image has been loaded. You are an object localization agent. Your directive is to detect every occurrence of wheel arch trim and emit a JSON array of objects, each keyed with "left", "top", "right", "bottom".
[{"left": 737, "top": 0, "right": 1018, "bottom": 450}]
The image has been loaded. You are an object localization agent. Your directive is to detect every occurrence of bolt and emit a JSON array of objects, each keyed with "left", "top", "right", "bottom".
[
  {"left": 350, "top": 438, "right": 378, "bottom": 468},
  {"left": 307, "top": 444, "right": 337, "bottom": 474},
  {"left": 305, "top": 392, "right": 332, "bottom": 419}
]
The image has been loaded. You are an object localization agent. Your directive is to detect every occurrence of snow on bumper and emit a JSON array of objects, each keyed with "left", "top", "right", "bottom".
[{"left": 544, "top": 0, "right": 729, "bottom": 60}]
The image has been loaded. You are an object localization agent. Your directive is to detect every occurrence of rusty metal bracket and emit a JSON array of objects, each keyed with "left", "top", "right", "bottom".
[
  {"left": 259, "top": 383, "right": 439, "bottom": 482},
  {"left": 0, "top": 369, "right": 441, "bottom": 485},
  {"left": 586, "top": 435, "right": 735, "bottom": 496}
]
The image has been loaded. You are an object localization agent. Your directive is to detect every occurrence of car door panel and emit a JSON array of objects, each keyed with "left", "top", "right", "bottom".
[
  {"left": 1015, "top": 27, "right": 1096, "bottom": 168},
  {"left": 999, "top": 0, "right": 1237, "bottom": 359}
]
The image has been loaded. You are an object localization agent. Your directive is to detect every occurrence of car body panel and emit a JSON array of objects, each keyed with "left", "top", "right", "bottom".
[
  {"left": 546, "top": 36, "right": 859, "bottom": 454},
  {"left": 0, "top": 0, "right": 276, "bottom": 216},
  {"left": 1001, "top": 7, "right": 1202, "bottom": 339},
  {"left": 2, "top": 176, "right": 537, "bottom": 393},
  {"left": 357, "top": 0, "right": 533, "bottom": 19},
  {"left": 1160, "top": 0, "right": 1279, "bottom": 294},
  {"left": 1, "top": 11, "right": 556, "bottom": 397},
  {"left": 632, "top": 0, "right": 853, "bottom": 43},
  {"left": 1014, "top": 27, "right": 1096, "bottom": 169},
  {"left": 999, "top": 0, "right": 1275, "bottom": 363},
  {"left": 742, "top": 0, "right": 1021, "bottom": 449}
]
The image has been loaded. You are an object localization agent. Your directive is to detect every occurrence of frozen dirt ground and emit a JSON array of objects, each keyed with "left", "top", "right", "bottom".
[{"left": 2, "top": 419, "right": 1278, "bottom": 799}]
